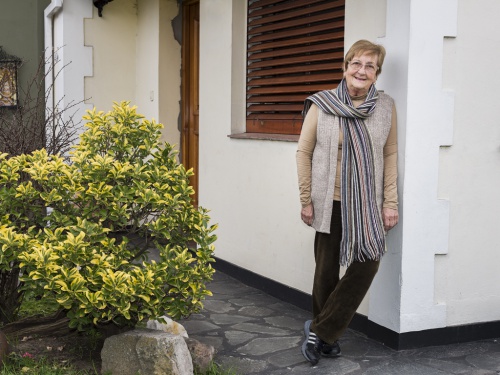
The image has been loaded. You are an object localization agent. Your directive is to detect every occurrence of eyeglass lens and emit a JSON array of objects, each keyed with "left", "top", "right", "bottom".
[{"left": 349, "top": 61, "right": 377, "bottom": 73}]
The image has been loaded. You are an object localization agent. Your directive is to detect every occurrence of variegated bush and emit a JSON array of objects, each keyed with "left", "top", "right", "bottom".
[{"left": 0, "top": 102, "right": 216, "bottom": 331}]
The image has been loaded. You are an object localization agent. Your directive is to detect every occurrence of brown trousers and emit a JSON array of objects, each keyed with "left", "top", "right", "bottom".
[{"left": 310, "top": 201, "right": 380, "bottom": 345}]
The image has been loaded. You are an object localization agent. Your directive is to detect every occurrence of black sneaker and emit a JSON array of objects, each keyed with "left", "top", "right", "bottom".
[
  {"left": 321, "top": 340, "right": 341, "bottom": 357},
  {"left": 301, "top": 320, "right": 323, "bottom": 366}
]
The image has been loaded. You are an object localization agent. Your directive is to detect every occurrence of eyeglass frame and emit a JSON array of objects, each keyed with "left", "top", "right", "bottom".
[{"left": 347, "top": 60, "right": 379, "bottom": 75}]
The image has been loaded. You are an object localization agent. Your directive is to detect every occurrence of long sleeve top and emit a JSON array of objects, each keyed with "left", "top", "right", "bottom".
[{"left": 296, "top": 97, "right": 398, "bottom": 210}]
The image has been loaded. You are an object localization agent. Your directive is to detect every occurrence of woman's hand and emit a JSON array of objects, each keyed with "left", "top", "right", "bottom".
[
  {"left": 301, "top": 203, "right": 314, "bottom": 226},
  {"left": 382, "top": 207, "right": 399, "bottom": 231}
]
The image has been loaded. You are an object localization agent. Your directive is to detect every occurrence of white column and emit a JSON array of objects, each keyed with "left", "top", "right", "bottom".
[
  {"left": 136, "top": 0, "right": 160, "bottom": 122},
  {"left": 44, "top": 0, "right": 93, "bottom": 136},
  {"left": 369, "top": 0, "right": 457, "bottom": 333}
]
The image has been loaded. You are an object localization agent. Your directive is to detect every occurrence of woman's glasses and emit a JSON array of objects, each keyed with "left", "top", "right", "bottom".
[{"left": 348, "top": 61, "right": 379, "bottom": 75}]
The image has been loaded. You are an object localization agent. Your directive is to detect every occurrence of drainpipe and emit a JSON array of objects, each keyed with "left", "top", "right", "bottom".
[{"left": 44, "top": 0, "right": 63, "bottom": 148}]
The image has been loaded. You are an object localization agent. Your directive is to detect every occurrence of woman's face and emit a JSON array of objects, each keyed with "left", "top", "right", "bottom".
[{"left": 344, "top": 51, "right": 379, "bottom": 97}]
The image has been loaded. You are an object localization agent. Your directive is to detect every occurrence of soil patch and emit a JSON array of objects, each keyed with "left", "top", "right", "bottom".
[
  {"left": 1, "top": 313, "right": 127, "bottom": 373},
  {"left": 11, "top": 331, "right": 103, "bottom": 373}
]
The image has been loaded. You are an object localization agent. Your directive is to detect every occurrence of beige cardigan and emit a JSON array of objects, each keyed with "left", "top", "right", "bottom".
[{"left": 296, "top": 95, "right": 398, "bottom": 231}]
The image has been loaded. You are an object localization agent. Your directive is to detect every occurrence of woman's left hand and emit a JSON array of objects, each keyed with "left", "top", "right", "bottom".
[{"left": 382, "top": 208, "right": 399, "bottom": 232}]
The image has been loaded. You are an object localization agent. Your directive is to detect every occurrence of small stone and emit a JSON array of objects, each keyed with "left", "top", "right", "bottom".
[
  {"left": 231, "top": 322, "right": 291, "bottom": 336},
  {"left": 218, "top": 356, "right": 269, "bottom": 374},
  {"left": 237, "top": 336, "right": 301, "bottom": 356},
  {"left": 238, "top": 306, "right": 273, "bottom": 317},
  {"left": 184, "top": 337, "right": 215, "bottom": 373},
  {"left": 210, "top": 313, "right": 253, "bottom": 325},
  {"left": 202, "top": 300, "right": 234, "bottom": 313},
  {"left": 181, "top": 320, "right": 219, "bottom": 334},
  {"left": 225, "top": 330, "right": 257, "bottom": 346},
  {"left": 147, "top": 316, "right": 188, "bottom": 338}
]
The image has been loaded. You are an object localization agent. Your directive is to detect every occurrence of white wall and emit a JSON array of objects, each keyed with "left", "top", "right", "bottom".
[
  {"left": 136, "top": 0, "right": 160, "bottom": 121},
  {"left": 369, "top": 0, "right": 500, "bottom": 331},
  {"left": 199, "top": 0, "right": 316, "bottom": 293},
  {"left": 45, "top": 0, "right": 93, "bottom": 135},
  {"left": 200, "top": 0, "right": 404, "bottom": 319},
  {"left": 345, "top": 0, "right": 390, "bottom": 317},
  {"left": 367, "top": 0, "right": 410, "bottom": 333},
  {"left": 158, "top": 0, "right": 182, "bottom": 146},
  {"left": 200, "top": 0, "right": 500, "bottom": 334},
  {"left": 398, "top": 0, "right": 457, "bottom": 332},
  {"left": 436, "top": 0, "right": 500, "bottom": 326},
  {"left": 199, "top": 0, "right": 406, "bottom": 320},
  {"left": 85, "top": 0, "right": 137, "bottom": 111},
  {"left": 137, "top": 0, "right": 181, "bottom": 148},
  {"left": 84, "top": 0, "right": 181, "bottom": 148}
]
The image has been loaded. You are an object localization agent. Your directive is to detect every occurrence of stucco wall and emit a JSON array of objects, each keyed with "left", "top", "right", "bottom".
[
  {"left": 158, "top": 1, "right": 182, "bottom": 146},
  {"left": 84, "top": 0, "right": 181, "bottom": 148},
  {"left": 344, "top": 0, "right": 389, "bottom": 317},
  {"left": 435, "top": 0, "right": 500, "bottom": 326},
  {"left": 199, "top": 0, "right": 315, "bottom": 295},
  {"left": 199, "top": 0, "right": 500, "bottom": 332},
  {"left": 200, "top": 0, "right": 389, "bottom": 319},
  {"left": 85, "top": 0, "right": 137, "bottom": 111}
]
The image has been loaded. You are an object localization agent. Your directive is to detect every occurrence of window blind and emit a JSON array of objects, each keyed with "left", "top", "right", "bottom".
[{"left": 246, "top": 0, "right": 345, "bottom": 135}]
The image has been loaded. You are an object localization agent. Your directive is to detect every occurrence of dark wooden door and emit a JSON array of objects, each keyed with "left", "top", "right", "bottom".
[{"left": 182, "top": 0, "right": 200, "bottom": 206}]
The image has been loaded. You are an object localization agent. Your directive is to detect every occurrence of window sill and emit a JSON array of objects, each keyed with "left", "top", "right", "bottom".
[{"left": 228, "top": 133, "right": 299, "bottom": 142}]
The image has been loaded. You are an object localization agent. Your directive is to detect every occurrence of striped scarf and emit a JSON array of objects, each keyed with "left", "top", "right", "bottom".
[{"left": 304, "top": 79, "right": 385, "bottom": 266}]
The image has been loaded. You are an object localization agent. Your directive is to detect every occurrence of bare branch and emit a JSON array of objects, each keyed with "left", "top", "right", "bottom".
[{"left": 0, "top": 47, "right": 84, "bottom": 159}]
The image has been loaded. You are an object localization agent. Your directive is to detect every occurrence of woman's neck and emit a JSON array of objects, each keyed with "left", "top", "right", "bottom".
[{"left": 350, "top": 92, "right": 368, "bottom": 101}]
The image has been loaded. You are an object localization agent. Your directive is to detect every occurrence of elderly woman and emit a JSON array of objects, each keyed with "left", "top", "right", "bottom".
[{"left": 297, "top": 40, "right": 399, "bottom": 365}]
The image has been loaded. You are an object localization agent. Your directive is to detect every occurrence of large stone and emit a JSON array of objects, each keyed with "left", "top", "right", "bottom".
[
  {"left": 147, "top": 316, "right": 189, "bottom": 338},
  {"left": 147, "top": 317, "right": 214, "bottom": 372},
  {"left": 184, "top": 337, "right": 215, "bottom": 373},
  {"left": 101, "top": 328, "right": 193, "bottom": 375}
]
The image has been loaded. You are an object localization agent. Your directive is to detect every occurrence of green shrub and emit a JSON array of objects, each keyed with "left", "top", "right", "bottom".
[{"left": 0, "top": 102, "right": 216, "bottom": 331}]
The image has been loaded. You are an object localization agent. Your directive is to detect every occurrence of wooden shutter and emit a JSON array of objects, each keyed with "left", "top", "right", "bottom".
[{"left": 246, "top": 0, "right": 345, "bottom": 135}]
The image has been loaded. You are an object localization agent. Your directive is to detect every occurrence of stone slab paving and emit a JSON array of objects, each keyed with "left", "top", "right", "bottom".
[{"left": 180, "top": 272, "right": 500, "bottom": 375}]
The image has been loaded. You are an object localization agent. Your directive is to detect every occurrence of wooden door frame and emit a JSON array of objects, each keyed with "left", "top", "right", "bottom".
[{"left": 181, "top": 0, "right": 200, "bottom": 205}]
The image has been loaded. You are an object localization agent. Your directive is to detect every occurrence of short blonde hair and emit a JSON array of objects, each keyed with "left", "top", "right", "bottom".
[{"left": 343, "top": 40, "right": 386, "bottom": 77}]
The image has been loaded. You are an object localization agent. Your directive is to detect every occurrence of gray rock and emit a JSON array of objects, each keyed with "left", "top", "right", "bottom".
[
  {"left": 364, "top": 360, "right": 450, "bottom": 375},
  {"left": 181, "top": 320, "right": 219, "bottom": 334},
  {"left": 415, "top": 357, "right": 484, "bottom": 374},
  {"left": 147, "top": 316, "right": 188, "bottom": 337},
  {"left": 229, "top": 298, "right": 256, "bottom": 307},
  {"left": 267, "top": 346, "right": 307, "bottom": 368},
  {"left": 210, "top": 313, "right": 253, "bottom": 325},
  {"left": 230, "top": 322, "right": 291, "bottom": 336},
  {"left": 217, "top": 355, "right": 269, "bottom": 374},
  {"left": 202, "top": 300, "right": 234, "bottom": 313},
  {"left": 225, "top": 330, "right": 257, "bottom": 346},
  {"left": 189, "top": 335, "right": 224, "bottom": 350},
  {"left": 101, "top": 328, "right": 193, "bottom": 375},
  {"left": 237, "top": 336, "right": 301, "bottom": 356},
  {"left": 265, "top": 316, "right": 304, "bottom": 330},
  {"left": 183, "top": 337, "right": 215, "bottom": 374},
  {"left": 466, "top": 353, "right": 500, "bottom": 372},
  {"left": 238, "top": 306, "right": 274, "bottom": 317}
]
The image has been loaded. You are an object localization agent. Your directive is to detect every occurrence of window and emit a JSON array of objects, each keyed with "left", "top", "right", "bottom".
[
  {"left": 246, "top": 0, "right": 345, "bottom": 135},
  {"left": 0, "top": 47, "right": 21, "bottom": 108}
]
